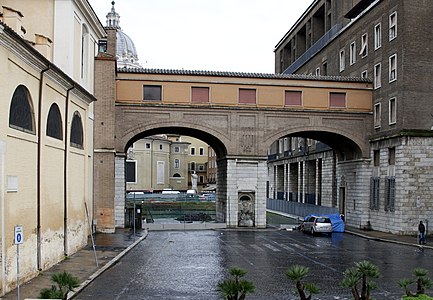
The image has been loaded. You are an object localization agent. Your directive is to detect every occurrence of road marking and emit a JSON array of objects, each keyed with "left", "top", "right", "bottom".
[{"left": 263, "top": 243, "right": 280, "bottom": 252}]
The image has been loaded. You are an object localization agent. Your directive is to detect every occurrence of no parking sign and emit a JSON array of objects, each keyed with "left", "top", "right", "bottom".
[{"left": 14, "top": 225, "right": 23, "bottom": 245}]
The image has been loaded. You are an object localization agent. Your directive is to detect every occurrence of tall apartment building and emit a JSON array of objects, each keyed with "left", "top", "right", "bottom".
[{"left": 272, "top": 0, "right": 433, "bottom": 234}]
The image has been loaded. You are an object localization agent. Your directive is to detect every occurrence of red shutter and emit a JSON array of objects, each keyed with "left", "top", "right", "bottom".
[
  {"left": 285, "top": 91, "right": 302, "bottom": 106},
  {"left": 191, "top": 87, "right": 209, "bottom": 103},
  {"left": 239, "top": 89, "right": 256, "bottom": 104},
  {"left": 330, "top": 92, "right": 346, "bottom": 108}
]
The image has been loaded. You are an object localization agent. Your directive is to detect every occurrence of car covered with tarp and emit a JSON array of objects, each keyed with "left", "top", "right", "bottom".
[{"left": 302, "top": 213, "right": 345, "bottom": 233}]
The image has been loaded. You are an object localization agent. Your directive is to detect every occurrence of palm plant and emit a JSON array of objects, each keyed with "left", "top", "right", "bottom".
[
  {"left": 286, "top": 264, "right": 320, "bottom": 300},
  {"left": 399, "top": 268, "right": 433, "bottom": 296},
  {"left": 341, "top": 260, "right": 380, "bottom": 300},
  {"left": 39, "top": 271, "right": 80, "bottom": 300},
  {"left": 217, "top": 267, "right": 255, "bottom": 300}
]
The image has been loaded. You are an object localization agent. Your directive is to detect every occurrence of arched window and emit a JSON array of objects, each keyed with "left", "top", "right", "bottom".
[
  {"left": 9, "top": 85, "right": 35, "bottom": 133},
  {"left": 46, "top": 103, "right": 63, "bottom": 140},
  {"left": 173, "top": 173, "right": 181, "bottom": 178},
  {"left": 70, "top": 112, "right": 83, "bottom": 148}
]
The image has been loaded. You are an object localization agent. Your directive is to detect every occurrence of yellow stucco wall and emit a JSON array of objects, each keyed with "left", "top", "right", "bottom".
[{"left": 116, "top": 73, "right": 372, "bottom": 112}]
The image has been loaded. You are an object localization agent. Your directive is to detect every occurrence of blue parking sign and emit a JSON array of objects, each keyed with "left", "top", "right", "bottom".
[{"left": 14, "top": 226, "right": 23, "bottom": 245}]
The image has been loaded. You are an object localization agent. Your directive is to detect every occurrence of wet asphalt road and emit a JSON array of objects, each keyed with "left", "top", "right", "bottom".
[{"left": 75, "top": 229, "right": 433, "bottom": 300}]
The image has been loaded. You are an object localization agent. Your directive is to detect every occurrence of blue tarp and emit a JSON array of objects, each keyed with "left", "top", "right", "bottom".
[{"left": 304, "top": 214, "right": 345, "bottom": 232}]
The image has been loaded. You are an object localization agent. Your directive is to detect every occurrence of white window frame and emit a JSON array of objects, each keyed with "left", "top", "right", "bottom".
[
  {"left": 389, "top": 97, "right": 397, "bottom": 125},
  {"left": 315, "top": 67, "right": 320, "bottom": 76},
  {"left": 199, "top": 147, "right": 204, "bottom": 156},
  {"left": 126, "top": 160, "right": 137, "bottom": 184},
  {"left": 361, "top": 70, "right": 368, "bottom": 79},
  {"left": 350, "top": 42, "right": 356, "bottom": 65},
  {"left": 389, "top": 54, "right": 397, "bottom": 83},
  {"left": 190, "top": 147, "right": 196, "bottom": 155},
  {"left": 174, "top": 159, "right": 180, "bottom": 169},
  {"left": 374, "top": 103, "right": 381, "bottom": 128},
  {"left": 374, "top": 63, "right": 382, "bottom": 89},
  {"left": 389, "top": 12, "right": 397, "bottom": 41},
  {"left": 374, "top": 23, "right": 382, "bottom": 50},
  {"left": 156, "top": 161, "right": 165, "bottom": 184},
  {"left": 359, "top": 33, "right": 368, "bottom": 58},
  {"left": 339, "top": 49, "right": 345, "bottom": 72}
]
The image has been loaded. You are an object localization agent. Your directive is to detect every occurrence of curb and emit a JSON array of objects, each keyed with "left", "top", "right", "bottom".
[
  {"left": 68, "top": 230, "right": 148, "bottom": 299},
  {"left": 345, "top": 230, "right": 433, "bottom": 250}
]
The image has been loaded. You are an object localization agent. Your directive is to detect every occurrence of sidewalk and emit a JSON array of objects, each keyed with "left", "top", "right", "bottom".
[
  {"left": 0, "top": 228, "right": 147, "bottom": 300},
  {"left": 0, "top": 225, "right": 430, "bottom": 300}
]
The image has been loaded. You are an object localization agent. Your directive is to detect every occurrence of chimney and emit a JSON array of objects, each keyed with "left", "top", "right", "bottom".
[
  {"left": 34, "top": 34, "right": 53, "bottom": 61},
  {"left": 1, "top": 6, "right": 26, "bottom": 38}
]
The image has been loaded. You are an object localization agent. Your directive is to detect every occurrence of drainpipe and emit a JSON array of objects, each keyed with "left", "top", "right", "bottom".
[
  {"left": 64, "top": 84, "right": 74, "bottom": 255},
  {"left": 37, "top": 66, "right": 50, "bottom": 270},
  {"left": 1, "top": 140, "right": 6, "bottom": 294}
]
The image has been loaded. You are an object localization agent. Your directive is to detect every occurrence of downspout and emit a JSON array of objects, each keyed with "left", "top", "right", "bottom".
[
  {"left": 37, "top": 66, "right": 50, "bottom": 271},
  {"left": 64, "top": 84, "right": 74, "bottom": 256}
]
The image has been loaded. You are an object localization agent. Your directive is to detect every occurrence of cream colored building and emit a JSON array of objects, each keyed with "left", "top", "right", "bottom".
[
  {"left": 0, "top": 0, "right": 104, "bottom": 294},
  {"left": 126, "top": 135, "right": 210, "bottom": 192}
]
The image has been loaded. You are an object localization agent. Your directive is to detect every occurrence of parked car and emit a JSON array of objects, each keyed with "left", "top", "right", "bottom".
[{"left": 301, "top": 216, "right": 333, "bottom": 236}]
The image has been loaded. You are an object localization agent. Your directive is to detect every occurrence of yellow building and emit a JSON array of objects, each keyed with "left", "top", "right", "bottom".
[{"left": 0, "top": 0, "right": 104, "bottom": 294}]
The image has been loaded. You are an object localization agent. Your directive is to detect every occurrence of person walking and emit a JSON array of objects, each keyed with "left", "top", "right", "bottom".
[{"left": 418, "top": 220, "right": 426, "bottom": 244}]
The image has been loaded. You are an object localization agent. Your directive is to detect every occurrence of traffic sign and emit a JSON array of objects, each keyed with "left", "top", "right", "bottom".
[{"left": 14, "top": 226, "right": 23, "bottom": 245}]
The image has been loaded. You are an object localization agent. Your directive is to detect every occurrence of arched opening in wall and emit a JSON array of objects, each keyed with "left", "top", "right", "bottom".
[
  {"left": 122, "top": 127, "right": 227, "bottom": 229},
  {"left": 266, "top": 130, "right": 364, "bottom": 226}
]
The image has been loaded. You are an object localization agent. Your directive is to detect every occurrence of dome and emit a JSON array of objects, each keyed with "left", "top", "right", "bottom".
[
  {"left": 106, "top": 1, "right": 141, "bottom": 68},
  {"left": 116, "top": 31, "right": 139, "bottom": 68}
]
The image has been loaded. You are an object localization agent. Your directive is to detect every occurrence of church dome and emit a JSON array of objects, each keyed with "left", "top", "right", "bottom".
[{"left": 106, "top": 1, "right": 140, "bottom": 68}]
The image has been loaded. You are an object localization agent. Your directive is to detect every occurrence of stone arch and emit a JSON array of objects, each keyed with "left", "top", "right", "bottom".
[
  {"left": 117, "top": 121, "right": 229, "bottom": 158},
  {"left": 263, "top": 125, "right": 369, "bottom": 160}
]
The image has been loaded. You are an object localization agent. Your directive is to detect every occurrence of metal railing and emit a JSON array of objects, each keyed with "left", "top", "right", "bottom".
[
  {"left": 267, "top": 198, "right": 338, "bottom": 218},
  {"left": 283, "top": 24, "right": 344, "bottom": 74}
]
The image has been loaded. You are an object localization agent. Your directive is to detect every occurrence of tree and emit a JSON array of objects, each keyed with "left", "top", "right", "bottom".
[
  {"left": 217, "top": 267, "right": 255, "bottom": 300},
  {"left": 341, "top": 260, "right": 380, "bottom": 300},
  {"left": 399, "top": 268, "right": 433, "bottom": 297},
  {"left": 39, "top": 271, "right": 80, "bottom": 300},
  {"left": 286, "top": 265, "right": 320, "bottom": 300}
]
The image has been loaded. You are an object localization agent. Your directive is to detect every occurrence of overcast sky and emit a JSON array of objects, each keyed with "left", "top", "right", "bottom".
[{"left": 88, "top": 0, "right": 314, "bottom": 73}]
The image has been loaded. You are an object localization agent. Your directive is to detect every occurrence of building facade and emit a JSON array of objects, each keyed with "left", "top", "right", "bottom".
[
  {"left": 0, "top": 0, "right": 104, "bottom": 294},
  {"left": 273, "top": 0, "right": 433, "bottom": 234}
]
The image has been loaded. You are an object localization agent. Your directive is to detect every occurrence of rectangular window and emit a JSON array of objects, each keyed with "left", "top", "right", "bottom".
[
  {"left": 199, "top": 175, "right": 204, "bottom": 183},
  {"left": 389, "top": 54, "right": 397, "bottom": 82},
  {"left": 389, "top": 97, "right": 397, "bottom": 125},
  {"left": 349, "top": 42, "right": 356, "bottom": 65},
  {"left": 361, "top": 70, "right": 368, "bottom": 79},
  {"left": 388, "top": 147, "right": 395, "bottom": 165},
  {"left": 191, "top": 87, "right": 210, "bottom": 103},
  {"left": 174, "top": 146, "right": 180, "bottom": 153},
  {"left": 190, "top": 161, "right": 196, "bottom": 171},
  {"left": 159, "top": 144, "right": 163, "bottom": 150},
  {"left": 143, "top": 85, "right": 162, "bottom": 101},
  {"left": 359, "top": 33, "right": 368, "bottom": 57},
  {"left": 285, "top": 91, "right": 302, "bottom": 106},
  {"left": 374, "top": 103, "right": 381, "bottom": 128},
  {"left": 374, "top": 63, "right": 381, "bottom": 89},
  {"left": 145, "top": 143, "right": 151, "bottom": 149},
  {"left": 389, "top": 12, "right": 397, "bottom": 41},
  {"left": 156, "top": 161, "right": 165, "bottom": 184},
  {"left": 370, "top": 177, "right": 380, "bottom": 210},
  {"left": 198, "top": 164, "right": 205, "bottom": 171},
  {"left": 239, "top": 88, "right": 256, "bottom": 104},
  {"left": 374, "top": 23, "right": 382, "bottom": 50},
  {"left": 339, "top": 49, "right": 345, "bottom": 72},
  {"left": 373, "top": 150, "right": 380, "bottom": 167},
  {"left": 199, "top": 147, "right": 204, "bottom": 156},
  {"left": 384, "top": 176, "right": 396, "bottom": 211},
  {"left": 329, "top": 92, "right": 346, "bottom": 108},
  {"left": 126, "top": 160, "right": 137, "bottom": 183},
  {"left": 190, "top": 147, "right": 195, "bottom": 155}
]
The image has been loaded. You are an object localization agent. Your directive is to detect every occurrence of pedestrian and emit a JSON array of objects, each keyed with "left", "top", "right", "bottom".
[{"left": 418, "top": 220, "right": 426, "bottom": 245}]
